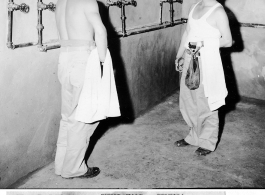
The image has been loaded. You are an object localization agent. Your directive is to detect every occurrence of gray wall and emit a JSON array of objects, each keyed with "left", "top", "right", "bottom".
[
  {"left": 0, "top": 0, "right": 60, "bottom": 189},
  {"left": 0, "top": 0, "right": 182, "bottom": 188},
  {"left": 224, "top": 0, "right": 265, "bottom": 100}
]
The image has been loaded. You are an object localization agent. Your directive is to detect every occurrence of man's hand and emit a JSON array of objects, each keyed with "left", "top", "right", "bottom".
[{"left": 175, "top": 56, "right": 184, "bottom": 72}]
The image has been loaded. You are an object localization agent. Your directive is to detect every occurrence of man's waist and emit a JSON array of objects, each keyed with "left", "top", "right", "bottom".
[
  {"left": 60, "top": 45, "right": 96, "bottom": 52},
  {"left": 60, "top": 39, "right": 96, "bottom": 48}
]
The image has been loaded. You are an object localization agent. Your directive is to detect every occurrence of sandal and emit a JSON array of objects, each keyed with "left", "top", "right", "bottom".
[
  {"left": 174, "top": 139, "right": 190, "bottom": 147},
  {"left": 77, "top": 167, "right": 100, "bottom": 178},
  {"left": 63, "top": 167, "right": 100, "bottom": 179},
  {"left": 195, "top": 147, "right": 212, "bottom": 156}
]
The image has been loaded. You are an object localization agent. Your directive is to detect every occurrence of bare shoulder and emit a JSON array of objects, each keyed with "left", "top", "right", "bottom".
[
  {"left": 213, "top": 5, "right": 228, "bottom": 20},
  {"left": 78, "top": 0, "right": 99, "bottom": 12},
  {"left": 56, "top": 0, "right": 63, "bottom": 6},
  {"left": 189, "top": 2, "right": 198, "bottom": 13},
  {"left": 55, "top": 0, "right": 65, "bottom": 10}
]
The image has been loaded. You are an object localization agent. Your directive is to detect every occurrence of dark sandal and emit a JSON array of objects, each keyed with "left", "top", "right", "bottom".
[
  {"left": 64, "top": 167, "right": 100, "bottom": 179},
  {"left": 77, "top": 167, "right": 100, "bottom": 178},
  {"left": 174, "top": 139, "right": 190, "bottom": 147},
  {"left": 195, "top": 147, "right": 212, "bottom": 156}
]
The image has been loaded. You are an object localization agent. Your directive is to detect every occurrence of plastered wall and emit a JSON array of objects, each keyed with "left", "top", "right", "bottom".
[
  {"left": 182, "top": 0, "right": 265, "bottom": 101},
  {"left": 0, "top": 0, "right": 182, "bottom": 188},
  {"left": 224, "top": 0, "right": 265, "bottom": 100},
  {"left": 105, "top": 0, "right": 182, "bottom": 118},
  {"left": 0, "top": 0, "right": 60, "bottom": 188}
]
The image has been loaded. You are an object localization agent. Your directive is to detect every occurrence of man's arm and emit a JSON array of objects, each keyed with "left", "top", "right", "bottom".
[
  {"left": 176, "top": 3, "right": 195, "bottom": 59},
  {"left": 175, "top": 4, "right": 194, "bottom": 71},
  {"left": 84, "top": 0, "right": 107, "bottom": 62},
  {"left": 176, "top": 25, "right": 189, "bottom": 60},
  {"left": 215, "top": 7, "right": 232, "bottom": 48}
]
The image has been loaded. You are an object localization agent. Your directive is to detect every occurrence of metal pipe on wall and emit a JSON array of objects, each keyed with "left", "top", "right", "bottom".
[
  {"left": 107, "top": 0, "right": 137, "bottom": 37},
  {"left": 39, "top": 44, "right": 61, "bottom": 52},
  {"left": 120, "top": 19, "right": 184, "bottom": 37},
  {"left": 37, "top": 0, "right": 56, "bottom": 50},
  {"left": 7, "top": 0, "right": 31, "bottom": 49},
  {"left": 160, "top": 2, "right": 163, "bottom": 25},
  {"left": 181, "top": 18, "right": 265, "bottom": 29},
  {"left": 43, "top": 1, "right": 184, "bottom": 51},
  {"left": 160, "top": 0, "right": 183, "bottom": 25},
  {"left": 42, "top": 19, "right": 185, "bottom": 51},
  {"left": 240, "top": 23, "right": 265, "bottom": 28},
  {"left": 7, "top": 4, "right": 14, "bottom": 49}
]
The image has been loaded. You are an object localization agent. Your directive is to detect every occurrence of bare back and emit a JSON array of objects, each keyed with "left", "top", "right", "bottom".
[{"left": 55, "top": 0, "right": 96, "bottom": 41}]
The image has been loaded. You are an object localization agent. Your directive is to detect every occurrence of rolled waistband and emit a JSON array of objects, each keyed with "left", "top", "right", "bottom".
[
  {"left": 60, "top": 45, "right": 96, "bottom": 52},
  {"left": 59, "top": 39, "right": 96, "bottom": 52}
]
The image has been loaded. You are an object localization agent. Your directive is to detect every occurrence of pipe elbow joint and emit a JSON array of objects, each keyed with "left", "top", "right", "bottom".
[{"left": 7, "top": 42, "right": 15, "bottom": 49}]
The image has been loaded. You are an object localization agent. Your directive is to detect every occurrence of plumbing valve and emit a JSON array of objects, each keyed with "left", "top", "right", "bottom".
[
  {"left": 106, "top": 0, "right": 122, "bottom": 8},
  {"left": 122, "top": 0, "right": 137, "bottom": 7},
  {"left": 38, "top": 2, "right": 56, "bottom": 12},
  {"left": 8, "top": 2, "right": 30, "bottom": 13},
  {"left": 107, "top": 0, "right": 137, "bottom": 8},
  {"left": 160, "top": 0, "right": 183, "bottom": 4}
]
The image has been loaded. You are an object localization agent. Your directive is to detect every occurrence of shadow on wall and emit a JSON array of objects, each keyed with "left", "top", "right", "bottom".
[
  {"left": 82, "top": 2, "right": 136, "bottom": 164},
  {"left": 217, "top": 0, "right": 244, "bottom": 146}
]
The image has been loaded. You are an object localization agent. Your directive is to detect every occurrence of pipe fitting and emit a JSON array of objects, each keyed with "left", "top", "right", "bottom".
[
  {"left": 8, "top": 2, "right": 30, "bottom": 13},
  {"left": 160, "top": 0, "right": 183, "bottom": 4},
  {"left": 6, "top": 42, "right": 15, "bottom": 49},
  {"left": 107, "top": 0, "right": 136, "bottom": 8},
  {"left": 37, "top": 2, "right": 56, "bottom": 12},
  {"left": 36, "top": 23, "right": 44, "bottom": 31},
  {"left": 107, "top": 0, "right": 137, "bottom": 37},
  {"left": 106, "top": 0, "right": 122, "bottom": 8},
  {"left": 121, "top": 0, "right": 137, "bottom": 6}
]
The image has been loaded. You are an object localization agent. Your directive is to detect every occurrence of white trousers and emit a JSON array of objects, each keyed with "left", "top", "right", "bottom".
[
  {"left": 55, "top": 46, "right": 99, "bottom": 178},
  {"left": 179, "top": 51, "right": 219, "bottom": 151}
]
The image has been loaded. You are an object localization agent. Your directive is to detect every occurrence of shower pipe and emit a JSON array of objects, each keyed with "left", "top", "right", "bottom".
[
  {"left": 107, "top": 0, "right": 137, "bottom": 37},
  {"left": 41, "top": 0, "right": 184, "bottom": 51},
  {"left": 39, "top": 42, "right": 61, "bottom": 52},
  {"left": 7, "top": 0, "right": 58, "bottom": 51},
  {"left": 240, "top": 23, "right": 265, "bottom": 29},
  {"left": 181, "top": 18, "right": 265, "bottom": 29},
  {"left": 42, "top": 0, "right": 137, "bottom": 51},
  {"left": 42, "top": 19, "right": 265, "bottom": 52},
  {"left": 8, "top": 1, "right": 185, "bottom": 52},
  {"left": 7, "top": 0, "right": 32, "bottom": 49},
  {"left": 42, "top": 19, "right": 186, "bottom": 51},
  {"left": 160, "top": 0, "right": 183, "bottom": 25},
  {"left": 116, "top": 19, "right": 184, "bottom": 37},
  {"left": 37, "top": 0, "right": 56, "bottom": 50}
]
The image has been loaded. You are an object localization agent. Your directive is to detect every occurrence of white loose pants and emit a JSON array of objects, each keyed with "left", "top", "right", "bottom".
[
  {"left": 179, "top": 51, "right": 219, "bottom": 151},
  {"left": 55, "top": 46, "right": 99, "bottom": 178}
]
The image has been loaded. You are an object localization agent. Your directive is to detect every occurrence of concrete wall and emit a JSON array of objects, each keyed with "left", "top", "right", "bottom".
[
  {"left": 224, "top": 0, "right": 265, "bottom": 101},
  {"left": 182, "top": 0, "right": 265, "bottom": 102},
  {"left": 105, "top": 0, "right": 182, "bottom": 118},
  {"left": 0, "top": 0, "right": 182, "bottom": 188},
  {"left": 0, "top": 0, "right": 60, "bottom": 189}
]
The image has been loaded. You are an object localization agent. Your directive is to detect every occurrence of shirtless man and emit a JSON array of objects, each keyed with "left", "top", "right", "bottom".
[
  {"left": 54, "top": 0, "right": 107, "bottom": 179},
  {"left": 174, "top": 0, "right": 232, "bottom": 156}
]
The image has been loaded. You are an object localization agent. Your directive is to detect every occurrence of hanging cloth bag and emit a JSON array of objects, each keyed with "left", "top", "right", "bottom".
[{"left": 185, "top": 45, "right": 202, "bottom": 90}]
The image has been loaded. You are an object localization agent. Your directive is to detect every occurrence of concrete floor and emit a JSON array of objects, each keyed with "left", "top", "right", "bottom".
[{"left": 12, "top": 91, "right": 265, "bottom": 188}]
